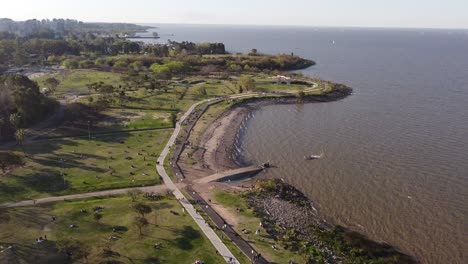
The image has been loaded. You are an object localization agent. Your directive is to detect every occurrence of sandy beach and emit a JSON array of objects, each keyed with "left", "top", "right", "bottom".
[{"left": 178, "top": 105, "right": 252, "bottom": 182}]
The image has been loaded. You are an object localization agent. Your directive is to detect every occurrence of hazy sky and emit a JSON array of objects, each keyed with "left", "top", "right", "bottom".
[{"left": 1, "top": 0, "right": 467, "bottom": 29}]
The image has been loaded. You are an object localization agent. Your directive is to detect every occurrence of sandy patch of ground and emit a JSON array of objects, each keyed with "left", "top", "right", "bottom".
[
  {"left": 96, "top": 111, "right": 145, "bottom": 127},
  {"left": 153, "top": 113, "right": 171, "bottom": 123},
  {"left": 179, "top": 106, "right": 250, "bottom": 183}
]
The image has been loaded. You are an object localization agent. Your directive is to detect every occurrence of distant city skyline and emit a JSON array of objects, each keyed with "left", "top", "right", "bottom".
[{"left": 1, "top": 0, "right": 468, "bottom": 29}]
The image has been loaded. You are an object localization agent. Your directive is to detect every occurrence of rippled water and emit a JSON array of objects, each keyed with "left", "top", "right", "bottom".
[{"left": 143, "top": 24, "right": 468, "bottom": 263}]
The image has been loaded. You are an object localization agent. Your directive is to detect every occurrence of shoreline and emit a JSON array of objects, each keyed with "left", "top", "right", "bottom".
[
  {"left": 176, "top": 86, "right": 416, "bottom": 262},
  {"left": 189, "top": 85, "right": 353, "bottom": 175}
]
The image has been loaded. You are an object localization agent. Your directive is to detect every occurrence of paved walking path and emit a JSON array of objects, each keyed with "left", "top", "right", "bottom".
[
  {"left": 187, "top": 186, "right": 268, "bottom": 264},
  {"left": 0, "top": 185, "right": 167, "bottom": 208},
  {"left": 156, "top": 98, "right": 240, "bottom": 264}
]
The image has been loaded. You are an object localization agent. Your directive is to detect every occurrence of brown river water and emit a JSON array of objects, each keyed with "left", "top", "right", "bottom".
[{"left": 142, "top": 25, "right": 468, "bottom": 263}]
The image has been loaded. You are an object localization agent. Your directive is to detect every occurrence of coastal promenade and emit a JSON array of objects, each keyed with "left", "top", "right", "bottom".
[
  {"left": 156, "top": 98, "right": 240, "bottom": 263},
  {"left": 187, "top": 186, "right": 269, "bottom": 264}
]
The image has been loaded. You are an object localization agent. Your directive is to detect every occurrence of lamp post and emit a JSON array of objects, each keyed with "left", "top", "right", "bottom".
[
  {"left": 59, "top": 158, "right": 65, "bottom": 187},
  {"left": 87, "top": 120, "right": 91, "bottom": 140}
]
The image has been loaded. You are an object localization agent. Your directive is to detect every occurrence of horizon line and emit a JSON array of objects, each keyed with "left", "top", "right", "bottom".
[{"left": 2, "top": 17, "right": 468, "bottom": 31}]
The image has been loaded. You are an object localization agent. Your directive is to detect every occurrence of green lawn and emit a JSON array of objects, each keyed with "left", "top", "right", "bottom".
[
  {"left": 34, "top": 70, "right": 124, "bottom": 96},
  {"left": 0, "top": 195, "right": 225, "bottom": 264},
  {"left": 213, "top": 190, "right": 307, "bottom": 264},
  {"left": 0, "top": 130, "right": 171, "bottom": 203}
]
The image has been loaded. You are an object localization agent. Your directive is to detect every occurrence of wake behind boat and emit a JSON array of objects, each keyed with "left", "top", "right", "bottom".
[{"left": 304, "top": 153, "right": 323, "bottom": 160}]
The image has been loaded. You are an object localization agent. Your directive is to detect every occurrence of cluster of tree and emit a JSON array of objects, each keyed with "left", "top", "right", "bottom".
[
  {"left": 0, "top": 33, "right": 144, "bottom": 67},
  {"left": 238, "top": 76, "right": 256, "bottom": 92},
  {"left": 98, "top": 53, "right": 312, "bottom": 76},
  {"left": 0, "top": 74, "right": 57, "bottom": 141},
  {"left": 0, "top": 38, "right": 81, "bottom": 66},
  {"left": 144, "top": 41, "right": 225, "bottom": 57},
  {"left": 0, "top": 18, "right": 151, "bottom": 38}
]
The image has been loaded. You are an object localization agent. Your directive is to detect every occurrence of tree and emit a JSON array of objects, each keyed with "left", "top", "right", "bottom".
[
  {"left": 1, "top": 75, "right": 56, "bottom": 136},
  {"left": 14, "top": 129, "right": 25, "bottom": 152},
  {"left": 134, "top": 216, "right": 149, "bottom": 236},
  {"left": 173, "top": 87, "right": 186, "bottom": 100},
  {"left": 132, "top": 202, "right": 152, "bottom": 218},
  {"left": 97, "top": 84, "right": 114, "bottom": 94},
  {"left": 56, "top": 239, "right": 91, "bottom": 262},
  {"left": 62, "top": 59, "right": 79, "bottom": 69},
  {"left": 44, "top": 77, "right": 60, "bottom": 94},
  {"left": 239, "top": 76, "right": 255, "bottom": 91},
  {"left": 14, "top": 40, "right": 28, "bottom": 66},
  {"left": 192, "top": 85, "right": 207, "bottom": 97},
  {"left": 9, "top": 113, "right": 20, "bottom": 129},
  {"left": 127, "top": 189, "right": 142, "bottom": 202},
  {"left": 113, "top": 60, "right": 128, "bottom": 68},
  {"left": 296, "top": 89, "right": 305, "bottom": 100},
  {"left": 149, "top": 64, "right": 172, "bottom": 79},
  {"left": 93, "top": 212, "right": 103, "bottom": 222}
]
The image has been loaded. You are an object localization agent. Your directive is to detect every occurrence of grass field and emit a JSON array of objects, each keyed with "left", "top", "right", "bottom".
[
  {"left": 35, "top": 70, "right": 124, "bottom": 96},
  {"left": 0, "top": 130, "right": 171, "bottom": 203},
  {"left": 0, "top": 195, "right": 225, "bottom": 264},
  {"left": 213, "top": 190, "right": 307, "bottom": 264}
]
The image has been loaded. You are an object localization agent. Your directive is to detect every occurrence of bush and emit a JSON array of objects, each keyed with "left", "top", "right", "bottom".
[
  {"left": 114, "top": 60, "right": 129, "bottom": 68},
  {"left": 62, "top": 59, "right": 79, "bottom": 69}
]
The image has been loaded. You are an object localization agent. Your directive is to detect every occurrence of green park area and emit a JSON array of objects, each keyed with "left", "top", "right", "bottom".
[
  {"left": 0, "top": 130, "right": 171, "bottom": 203},
  {"left": 0, "top": 195, "right": 224, "bottom": 264},
  {"left": 35, "top": 70, "right": 125, "bottom": 96}
]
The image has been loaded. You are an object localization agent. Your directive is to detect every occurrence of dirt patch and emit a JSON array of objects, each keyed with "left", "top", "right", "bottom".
[
  {"left": 152, "top": 113, "right": 171, "bottom": 123},
  {"left": 97, "top": 111, "right": 145, "bottom": 127}
]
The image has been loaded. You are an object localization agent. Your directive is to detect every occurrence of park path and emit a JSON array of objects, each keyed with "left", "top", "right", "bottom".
[{"left": 0, "top": 185, "right": 167, "bottom": 209}]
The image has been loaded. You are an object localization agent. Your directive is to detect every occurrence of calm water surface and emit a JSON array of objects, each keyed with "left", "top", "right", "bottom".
[{"left": 142, "top": 24, "right": 468, "bottom": 263}]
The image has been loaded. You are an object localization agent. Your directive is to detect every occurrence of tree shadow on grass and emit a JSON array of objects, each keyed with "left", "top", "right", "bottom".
[
  {"left": 17, "top": 168, "right": 68, "bottom": 194},
  {"left": 151, "top": 202, "right": 173, "bottom": 210},
  {"left": 30, "top": 155, "right": 107, "bottom": 174},
  {"left": 0, "top": 241, "right": 69, "bottom": 264},
  {"left": 174, "top": 226, "right": 201, "bottom": 250},
  {"left": 0, "top": 182, "right": 25, "bottom": 201},
  {"left": 143, "top": 257, "right": 160, "bottom": 264},
  {"left": 7, "top": 206, "right": 53, "bottom": 227}
]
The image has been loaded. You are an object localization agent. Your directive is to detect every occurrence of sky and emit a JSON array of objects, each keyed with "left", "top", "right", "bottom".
[{"left": 1, "top": 0, "right": 468, "bottom": 29}]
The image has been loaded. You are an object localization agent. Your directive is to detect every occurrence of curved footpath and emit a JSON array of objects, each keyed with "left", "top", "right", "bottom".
[{"left": 0, "top": 185, "right": 167, "bottom": 208}]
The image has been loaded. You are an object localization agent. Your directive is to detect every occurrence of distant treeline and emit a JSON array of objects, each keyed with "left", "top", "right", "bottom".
[
  {"left": 0, "top": 18, "right": 151, "bottom": 37},
  {"left": 50, "top": 53, "right": 314, "bottom": 78},
  {"left": 0, "top": 31, "right": 226, "bottom": 68}
]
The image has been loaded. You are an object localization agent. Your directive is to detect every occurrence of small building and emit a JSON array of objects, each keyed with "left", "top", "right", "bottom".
[{"left": 276, "top": 75, "right": 291, "bottom": 85}]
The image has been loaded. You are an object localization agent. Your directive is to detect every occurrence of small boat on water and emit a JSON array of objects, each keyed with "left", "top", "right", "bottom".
[{"left": 304, "top": 153, "right": 323, "bottom": 160}]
